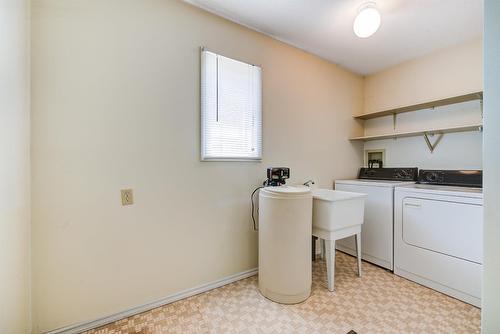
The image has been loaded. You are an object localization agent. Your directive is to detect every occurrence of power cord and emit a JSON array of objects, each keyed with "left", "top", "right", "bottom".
[
  {"left": 251, "top": 180, "right": 268, "bottom": 231},
  {"left": 251, "top": 186, "right": 263, "bottom": 231}
]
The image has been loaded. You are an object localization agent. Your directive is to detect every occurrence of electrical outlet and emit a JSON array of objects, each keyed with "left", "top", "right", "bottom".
[{"left": 121, "top": 189, "right": 134, "bottom": 206}]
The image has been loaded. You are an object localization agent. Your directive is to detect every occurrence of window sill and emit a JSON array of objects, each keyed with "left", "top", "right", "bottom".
[{"left": 201, "top": 157, "right": 262, "bottom": 162}]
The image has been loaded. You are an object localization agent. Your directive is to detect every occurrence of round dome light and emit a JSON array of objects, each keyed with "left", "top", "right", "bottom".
[{"left": 353, "top": 2, "right": 381, "bottom": 38}]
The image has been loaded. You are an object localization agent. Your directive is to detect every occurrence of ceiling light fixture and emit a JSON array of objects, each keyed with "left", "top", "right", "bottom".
[{"left": 353, "top": 2, "right": 381, "bottom": 38}]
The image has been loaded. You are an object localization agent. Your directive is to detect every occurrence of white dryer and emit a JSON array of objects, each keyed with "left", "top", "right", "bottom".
[
  {"left": 394, "top": 170, "right": 483, "bottom": 307},
  {"left": 335, "top": 167, "right": 418, "bottom": 270}
]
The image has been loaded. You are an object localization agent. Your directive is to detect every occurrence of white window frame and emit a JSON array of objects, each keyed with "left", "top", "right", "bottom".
[{"left": 200, "top": 48, "right": 262, "bottom": 162}]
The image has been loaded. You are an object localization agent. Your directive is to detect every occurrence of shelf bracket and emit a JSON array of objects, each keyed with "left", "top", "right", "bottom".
[
  {"left": 423, "top": 133, "right": 444, "bottom": 153},
  {"left": 393, "top": 113, "right": 397, "bottom": 131},
  {"left": 480, "top": 99, "right": 484, "bottom": 119}
]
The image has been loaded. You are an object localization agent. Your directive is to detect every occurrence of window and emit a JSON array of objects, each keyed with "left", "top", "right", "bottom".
[{"left": 201, "top": 50, "right": 262, "bottom": 161}]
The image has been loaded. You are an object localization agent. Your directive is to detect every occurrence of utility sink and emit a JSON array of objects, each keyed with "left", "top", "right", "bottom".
[
  {"left": 311, "top": 189, "right": 366, "bottom": 232},
  {"left": 311, "top": 189, "right": 367, "bottom": 292}
]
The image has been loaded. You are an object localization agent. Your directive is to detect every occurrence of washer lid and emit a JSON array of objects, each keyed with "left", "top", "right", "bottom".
[
  {"left": 395, "top": 184, "right": 483, "bottom": 198},
  {"left": 263, "top": 185, "right": 311, "bottom": 195}
]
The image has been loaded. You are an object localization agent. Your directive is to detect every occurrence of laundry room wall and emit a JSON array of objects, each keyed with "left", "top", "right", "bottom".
[
  {"left": 0, "top": 0, "right": 31, "bottom": 333},
  {"left": 482, "top": 0, "right": 500, "bottom": 332},
  {"left": 361, "top": 39, "right": 483, "bottom": 170},
  {"left": 362, "top": 100, "right": 483, "bottom": 169},
  {"left": 30, "top": 0, "right": 364, "bottom": 332}
]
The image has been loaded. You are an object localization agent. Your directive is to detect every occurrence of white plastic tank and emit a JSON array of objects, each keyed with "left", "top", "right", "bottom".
[{"left": 258, "top": 185, "right": 313, "bottom": 304}]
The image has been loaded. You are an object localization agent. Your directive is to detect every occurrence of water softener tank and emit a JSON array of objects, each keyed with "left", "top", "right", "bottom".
[{"left": 258, "top": 186, "right": 312, "bottom": 304}]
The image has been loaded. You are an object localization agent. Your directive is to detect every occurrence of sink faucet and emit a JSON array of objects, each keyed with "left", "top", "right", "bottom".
[{"left": 303, "top": 180, "right": 315, "bottom": 187}]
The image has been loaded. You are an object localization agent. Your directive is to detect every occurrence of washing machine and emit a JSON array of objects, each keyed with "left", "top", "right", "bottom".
[
  {"left": 335, "top": 167, "right": 418, "bottom": 270},
  {"left": 394, "top": 170, "right": 483, "bottom": 307}
]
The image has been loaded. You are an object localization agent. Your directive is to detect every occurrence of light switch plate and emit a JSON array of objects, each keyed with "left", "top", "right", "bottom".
[{"left": 121, "top": 189, "right": 134, "bottom": 206}]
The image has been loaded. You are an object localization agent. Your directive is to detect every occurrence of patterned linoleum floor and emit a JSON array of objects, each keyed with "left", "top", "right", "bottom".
[{"left": 85, "top": 252, "right": 480, "bottom": 334}]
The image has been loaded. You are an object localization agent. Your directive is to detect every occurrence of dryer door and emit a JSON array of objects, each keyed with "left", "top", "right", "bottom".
[{"left": 402, "top": 197, "right": 483, "bottom": 264}]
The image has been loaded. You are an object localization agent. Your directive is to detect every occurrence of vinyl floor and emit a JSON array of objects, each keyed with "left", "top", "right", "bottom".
[{"left": 85, "top": 251, "right": 480, "bottom": 334}]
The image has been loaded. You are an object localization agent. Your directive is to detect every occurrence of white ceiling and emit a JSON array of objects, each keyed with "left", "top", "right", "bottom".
[{"left": 184, "top": 0, "right": 483, "bottom": 75}]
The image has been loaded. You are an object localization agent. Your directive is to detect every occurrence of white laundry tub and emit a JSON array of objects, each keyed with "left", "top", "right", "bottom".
[
  {"left": 312, "top": 189, "right": 366, "bottom": 232},
  {"left": 311, "top": 189, "right": 366, "bottom": 291}
]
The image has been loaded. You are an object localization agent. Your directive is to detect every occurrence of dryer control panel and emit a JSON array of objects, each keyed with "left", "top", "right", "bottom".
[
  {"left": 418, "top": 170, "right": 482, "bottom": 188},
  {"left": 358, "top": 167, "right": 418, "bottom": 181}
]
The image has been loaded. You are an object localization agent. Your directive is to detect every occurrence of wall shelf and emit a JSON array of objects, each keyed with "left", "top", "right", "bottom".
[
  {"left": 354, "top": 91, "right": 483, "bottom": 120},
  {"left": 350, "top": 124, "right": 483, "bottom": 142}
]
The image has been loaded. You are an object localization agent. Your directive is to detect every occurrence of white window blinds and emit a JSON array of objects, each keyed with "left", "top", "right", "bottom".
[{"left": 201, "top": 50, "right": 262, "bottom": 161}]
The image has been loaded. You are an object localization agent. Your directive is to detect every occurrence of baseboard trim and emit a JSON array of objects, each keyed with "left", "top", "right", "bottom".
[{"left": 45, "top": 268, "right": 258, "bottom": 334}]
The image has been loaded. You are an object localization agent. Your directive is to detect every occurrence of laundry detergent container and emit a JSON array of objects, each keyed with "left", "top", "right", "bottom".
[{"left": 258, "top": 186, "right": 312, "bottom": 304}]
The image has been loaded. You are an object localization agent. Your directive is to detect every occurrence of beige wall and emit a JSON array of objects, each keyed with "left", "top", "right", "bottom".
[
  {"left": 0, "top": 0, "right": 31, "bottom": 333},
  {"left": 482, "top": 1, "right": 500, "bottom": 332},
  {"left": 362, "top": 40, "right": 483, "bottom": 170},
  {"left": 363, "top": 38, "right": 483, "bottom": 115},
  {"left": 31, "top": 0, "right": 363, "bottom": 332},
  {"left": 362, "top": 98, "right": 483, "bottom": 169}
]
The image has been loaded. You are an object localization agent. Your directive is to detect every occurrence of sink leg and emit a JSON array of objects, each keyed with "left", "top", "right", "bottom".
[
  {"left": 320, "top": 238, "right": 326, "bottom": 260},
  {"left": 325, "top": 239, "right": 336, "bottom": 291},
  {"left": 355, "top": 233, "right": 362, "bottom": 277},
  {"left": 312, "top": 236, "right": 317, "bottom": 261}
]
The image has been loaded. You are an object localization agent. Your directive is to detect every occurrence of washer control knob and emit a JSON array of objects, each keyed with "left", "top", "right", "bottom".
[{"left": 426, "top": 172, "right": 438, "bottom": 182}]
